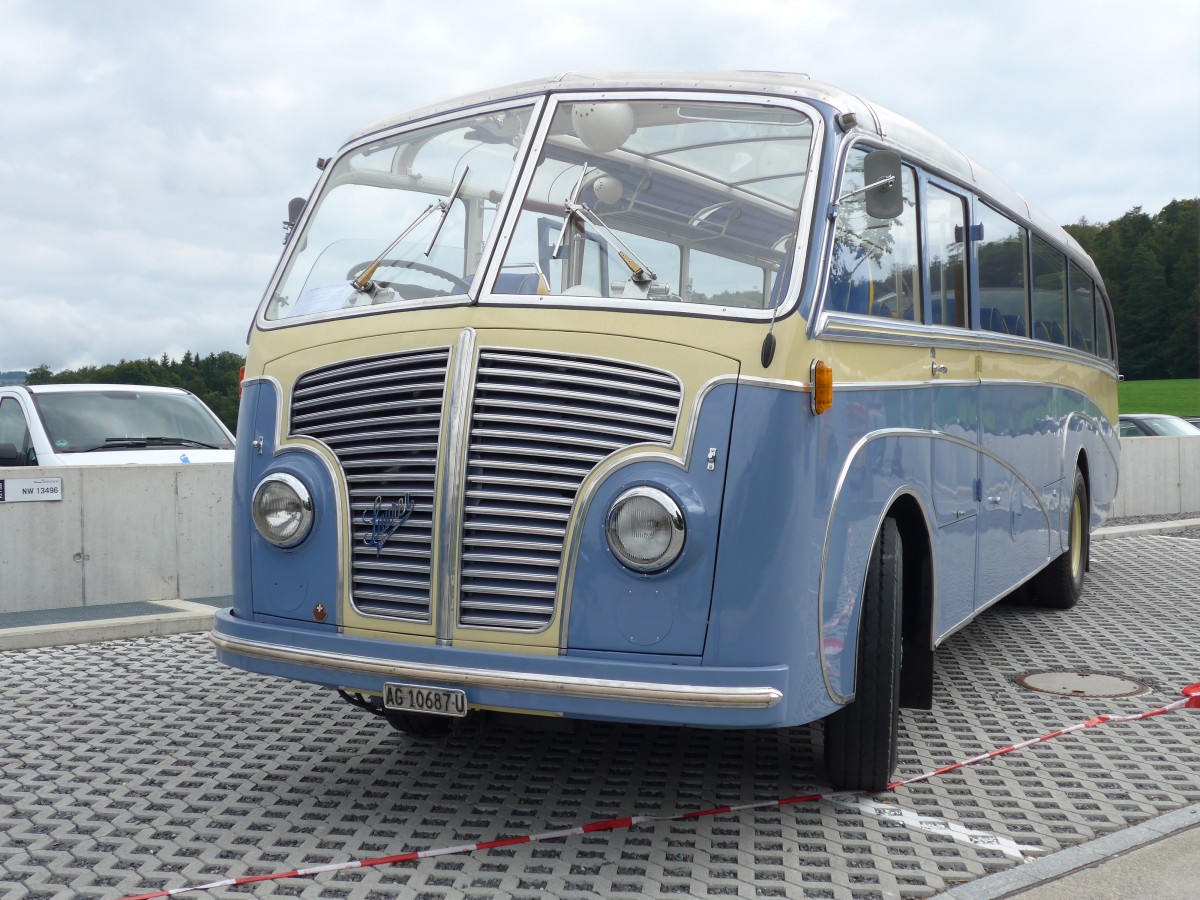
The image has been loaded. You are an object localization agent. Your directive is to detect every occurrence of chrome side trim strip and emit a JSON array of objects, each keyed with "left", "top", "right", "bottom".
[
  {"left": 208, "top": 631, "right": 783, "bottom": 709},
  {"left": 814, "top": 312, "right": 1119, "bottom": 375}
]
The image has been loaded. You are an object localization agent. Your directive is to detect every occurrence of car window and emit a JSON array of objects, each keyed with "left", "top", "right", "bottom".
[
  {"left": 0, "top": 397, "right": 34, "bottom": 464},
  {"left": 1118, "top": 421, "right": 1143, "bottom": 437}
]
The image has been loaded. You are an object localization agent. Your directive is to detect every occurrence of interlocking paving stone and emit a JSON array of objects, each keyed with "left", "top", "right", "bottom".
[{"left": 1, "top": 534, "right": 1197, "bottom": 899}]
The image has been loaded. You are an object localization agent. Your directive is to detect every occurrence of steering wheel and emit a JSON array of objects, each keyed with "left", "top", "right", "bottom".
[{"left": 346, "top": 258, "right": 470, "bottom": 294}]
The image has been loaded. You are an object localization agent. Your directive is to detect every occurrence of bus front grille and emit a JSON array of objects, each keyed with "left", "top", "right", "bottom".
[
  {"left": 288, "top": 345, "right": 682, "bottom": 633},
  {"left": 290, "top": 349, "right": 451, "bottom": 623},
  {"left": 460, "top": 349, "right": 682, "bottom": 630}
]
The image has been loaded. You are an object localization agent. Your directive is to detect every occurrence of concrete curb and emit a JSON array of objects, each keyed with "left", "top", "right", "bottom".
[
  {"left": 940, "top": 804, "right": 1200, "bottom": 898},
  {"left": 0, "top": 598, "right": 217, "bottom": 652},
  {"left": 1092, "top": 517, "right": 1200, "bottom": 541}
]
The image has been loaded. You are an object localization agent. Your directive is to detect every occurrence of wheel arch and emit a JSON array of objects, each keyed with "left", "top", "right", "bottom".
[
  {"left": 887, "top": 494, "right": 936, "bottom": 710},
  {"left": 1074, "top": 449, "right": 1092, "bottom": 569}
]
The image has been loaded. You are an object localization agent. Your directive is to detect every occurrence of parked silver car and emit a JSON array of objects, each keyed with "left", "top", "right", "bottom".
[
  {"left": 1118, "top": 413, "right": 1200, "bottom": 437},
  {"left": 0, "top": 384, "right": 234, "bottom": 467}
]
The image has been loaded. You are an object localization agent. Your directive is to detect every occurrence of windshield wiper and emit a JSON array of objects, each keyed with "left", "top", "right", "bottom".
[
  {"left": 84, "top": 437, "right": 223, "bottom": 451},
  {"left": 551, "top": 163, "right": 656, "bottom": 287},
  {"left": 353, "top": 165, "right": 470, "bottom": 293}
]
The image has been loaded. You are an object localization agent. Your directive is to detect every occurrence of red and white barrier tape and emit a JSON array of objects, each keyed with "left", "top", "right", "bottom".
[{"left": 122, "top": 682, "right": 1200, "bottom": 900}]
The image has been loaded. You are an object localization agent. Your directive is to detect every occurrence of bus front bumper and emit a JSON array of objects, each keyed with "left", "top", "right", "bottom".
[{"left": 209, "top": 609, "right": 793, "bottom": 728}]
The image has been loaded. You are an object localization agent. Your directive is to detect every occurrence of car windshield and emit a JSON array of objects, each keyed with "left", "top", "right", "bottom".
[
  {"left": 31, "top": 391, "right": 233, "bottom": 453},
  {"left": 266, "top": 105, "right": 535, "bottom": 321},
  {"left": 498, "top": 99, "right": 813, "bottom": 308},
  {"left": 1142, "top": 416, "right": 1200, "bottom": 436}
]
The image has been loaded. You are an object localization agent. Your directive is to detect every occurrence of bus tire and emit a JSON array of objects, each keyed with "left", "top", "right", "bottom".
[
  {"left": 384, "top": 711, "right": 453, "bottom": 739},
  {"left": 1032, "top": 469, "right": 1088, "bottom": 610},
  {"left": 823, "top": 517, "right": 903, "bottom": 792}
]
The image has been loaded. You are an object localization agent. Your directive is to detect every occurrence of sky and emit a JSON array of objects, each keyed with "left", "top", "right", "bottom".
[{"left": 1, "top": 0, "right": 1197, "bottom": 373}]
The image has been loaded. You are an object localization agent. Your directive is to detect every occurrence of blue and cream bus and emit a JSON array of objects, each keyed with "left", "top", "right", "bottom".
[{"left": 213, "top": 72, "right": 1119, "bottom": 791}]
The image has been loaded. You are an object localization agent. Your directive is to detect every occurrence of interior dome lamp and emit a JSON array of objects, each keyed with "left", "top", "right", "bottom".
[
  {"left": 585, "top": 170, "right": 624, "bottom": 205},
  {"left": 572, "top": 102, "right": 636, "bottom": 153}
]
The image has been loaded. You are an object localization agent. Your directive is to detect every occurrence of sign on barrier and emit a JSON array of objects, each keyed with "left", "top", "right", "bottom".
[{"left": 0, "top": 477, "right": 62, "bottom": 503}]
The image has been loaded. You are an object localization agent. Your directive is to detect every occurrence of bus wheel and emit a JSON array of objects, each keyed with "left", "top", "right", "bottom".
[
  {"left": 823, "top": 518, "right": 903, "bottom": 792},
  {"left": 383, "top": 711, "right": 454, "bottom": 739},
  {"left": 1032, "top": 469, "right": 1088, "bottom": 610}
]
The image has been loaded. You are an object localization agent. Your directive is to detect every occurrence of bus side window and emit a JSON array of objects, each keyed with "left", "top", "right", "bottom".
[
  {"left": 1031, "top": 236, "right": 1067, "bottom": 344},
  {"left": 828, "top": 148, "right": 921, "bottom": 321},
  {"left": 1095, "top": 293, "right": 1113, "bottom": 360},
  {"left": 1067, "top": 260, "right": 1096, "bottom": 353},
  {"left": 925, "top": 184, "right": 968, "bottom": 328},
  {"left": 976, "top": 205, "right": 1029, "bottom": 336}
]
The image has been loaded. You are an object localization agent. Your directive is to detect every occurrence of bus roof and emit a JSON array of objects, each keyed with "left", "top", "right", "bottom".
[{"left": 347, "top": 71, "right": 1097, "bottom": 287}]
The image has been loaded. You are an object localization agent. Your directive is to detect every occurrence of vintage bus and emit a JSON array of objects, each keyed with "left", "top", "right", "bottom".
[{"left": 212, "top": 72, "right": 1120, "bottom": 791}]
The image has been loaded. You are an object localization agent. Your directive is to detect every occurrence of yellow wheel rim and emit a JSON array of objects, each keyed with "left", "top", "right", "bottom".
[{"left": 1068, "top": 491, "right": 1084, "bottom": 578}]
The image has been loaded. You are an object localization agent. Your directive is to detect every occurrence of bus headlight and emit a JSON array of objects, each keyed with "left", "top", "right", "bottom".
[
  {"left": 605, "top": 487, "right": 685, "bottom": 573},
  {"left": 251, "top": 473, "right": 314, "bottom": 548}
]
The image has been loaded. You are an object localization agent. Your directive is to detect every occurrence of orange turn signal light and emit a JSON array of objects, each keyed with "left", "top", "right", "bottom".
[{"left": 810, "top": 359, "right": 833, "bottom": 415}]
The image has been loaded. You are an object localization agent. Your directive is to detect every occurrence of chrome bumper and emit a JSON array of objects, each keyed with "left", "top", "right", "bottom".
[{"left": 208, "top": 631, "right": 783, "bottom": 709}]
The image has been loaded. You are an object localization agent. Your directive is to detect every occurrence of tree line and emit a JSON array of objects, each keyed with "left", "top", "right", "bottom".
[
  {"left": 17, "top": 200, "right": 1197, "bottom": 427},
  {"left": 1066, "top": 198, "right": 1198, "bottom": 380},
  {"left": 26, "top": 351, "right": 244, "bottom": 432}
]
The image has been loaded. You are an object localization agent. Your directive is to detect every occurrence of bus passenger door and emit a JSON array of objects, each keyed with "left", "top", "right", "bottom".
[
  {"left": 930, "top": 380, "right": 978, "bottom": 637},
  {"left": 924, "top": 180, "right": 979, "bottom": 637}
]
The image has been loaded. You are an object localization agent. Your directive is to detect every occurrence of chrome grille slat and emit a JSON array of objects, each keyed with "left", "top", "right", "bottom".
[
  {"left": 459, "top": 349, "right": 681, "bottom": 630},
  {"left": 291, "top": 348, "right": 450, "bottom": 623},
  {"left": 474, "top": 382, "right": 681, "bottom": 415},
  {"left": 479, "top": 352, "right": 681, "bottom": 388},
  {"left": 463, "top": 520, "right": 567, "bottom": 537},
  {"left": 471, "top": 412, "right": 668, "bottom": 443},
  {"left": 295, "top": 424, "right": 440, "bottom": 442},
  {"left": 293, "top": 365, "right": 451, "bottom": 400},
  {"left": 469, "top": 428, "right": 625, "bottom": 453},
  {"left": 463, "top": 536, "right": 563, "bottom": 551},
  {"left": 464, "top": 490, "right": 576, "bottom": 508},
  {"left": 291, "top": 399, "right": 441, "bottom": 426}
]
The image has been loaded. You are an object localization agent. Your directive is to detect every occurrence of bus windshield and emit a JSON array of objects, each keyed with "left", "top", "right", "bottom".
[
  {"left": 500, "top": 100, "right": 813, "bottom": 308},
  {"left": 266, "top": 105, "right": 535, "bottom": 321}
]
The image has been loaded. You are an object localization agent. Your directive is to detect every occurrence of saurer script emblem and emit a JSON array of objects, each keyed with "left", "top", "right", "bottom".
[{"left": 362, "top": 495, "right": 414, "bottom": 554}]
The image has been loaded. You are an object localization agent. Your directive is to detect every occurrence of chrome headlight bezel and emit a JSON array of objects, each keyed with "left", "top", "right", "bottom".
[
  {"left": 251, "top": 473, "right": 314, "bottom": 548},
  {"left": 604, "top": 486, "right": 686, "bottom": 573}
]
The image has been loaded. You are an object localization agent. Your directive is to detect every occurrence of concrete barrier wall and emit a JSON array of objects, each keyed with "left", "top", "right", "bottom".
[
  {"left": 0, "top": 463, "right": 232, "bottom": 614},
  {"left": 0, "top": 439, "right": 1194, "bottom": 615},
  {"left": 1112, "top": 436, "right": 1200, "bottom": 518}
]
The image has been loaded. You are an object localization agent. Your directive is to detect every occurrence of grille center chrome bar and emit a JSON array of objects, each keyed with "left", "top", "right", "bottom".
[{"left": 436, "top": 327, "right": 478, "bottom": 644}]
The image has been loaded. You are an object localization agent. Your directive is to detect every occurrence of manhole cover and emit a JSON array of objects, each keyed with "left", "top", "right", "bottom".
[{"left": 1015, "top": 671, "right": 1150, "bottom": 698}]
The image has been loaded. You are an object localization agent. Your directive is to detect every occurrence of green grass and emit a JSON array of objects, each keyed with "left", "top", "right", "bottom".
[{"left": 1118, "top": 378, "right": 1200, "bottom": 416}]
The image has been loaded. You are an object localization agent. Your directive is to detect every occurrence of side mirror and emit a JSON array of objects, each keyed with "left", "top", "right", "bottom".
[
  {"left": 283, "top": 197, "right": 307, "bottom": 244},
  {"left": 864, "top": 150, "right": 903, "bottom": 220},
  {"left": 0, "top": 442, "right": 20, "bottom": 466}
]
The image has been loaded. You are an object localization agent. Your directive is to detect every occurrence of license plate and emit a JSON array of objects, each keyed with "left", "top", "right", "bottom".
[{"left": 383, "top": 682, "right": 468, "bottom": 717}]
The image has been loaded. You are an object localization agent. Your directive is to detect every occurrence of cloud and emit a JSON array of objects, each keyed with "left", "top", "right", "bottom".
[{"left": 0, "top": 0, "right": 1196, "bottom": 372}]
